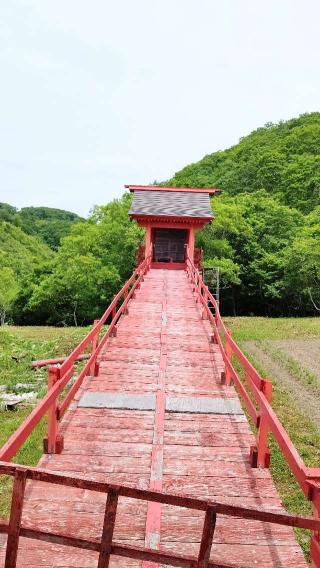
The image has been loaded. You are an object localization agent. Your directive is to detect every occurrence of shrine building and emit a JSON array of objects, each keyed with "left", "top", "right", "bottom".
[{"left": 126, "top": 185, "right": 219, "bottom": 269}]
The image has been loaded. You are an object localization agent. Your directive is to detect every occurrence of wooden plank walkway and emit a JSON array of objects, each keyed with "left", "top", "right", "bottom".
[{"left": 0, "top": 269, "right": 307, "bottom": 567}]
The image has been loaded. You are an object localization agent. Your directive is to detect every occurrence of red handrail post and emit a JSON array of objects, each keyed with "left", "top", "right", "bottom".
[
  {"left": 197, "top": 506, "right": 217, "bottom": 567},
  {"left": 124, "top": 289, "right": 129, "bottom": 315},
  {"left": 110, "top": 297, "right": 118, "bottom": 337},
  {"left": 112, "top": 297, "right": 117, "bottom": 321},
  {"left": 202, "top": 285, "right": 209, "bottom": 320},
  {"left": 43, "top": 366, "right": 63, "bottom": 454},
  {"left": 4, "top": 467, "right": 27, "bottom": 568},
  {"left": 251, "top": 379, "right": 272, "bottom": 469},
  {"left": 225, "top": 330, "right": 233, "bottom": 386},
  {"left": 97, "top": 487, "right": 119, "bottom": 568},
  {"left": 89, "top": 319, "right": 100, "bottom": 376},
  {"left": 311, "top": 487, "right": 320, "bottom": 567}
]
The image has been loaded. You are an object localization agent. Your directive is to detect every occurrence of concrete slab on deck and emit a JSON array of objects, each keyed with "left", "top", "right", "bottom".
[
  {"left": 78, "top": 392, "right": 156, "bottom": 410},
  {"left": 166, "top": 395, "right": 243, "bottom": 414},
  {"left": 78, "top": 392, "right": 243, "bottom": 414}
]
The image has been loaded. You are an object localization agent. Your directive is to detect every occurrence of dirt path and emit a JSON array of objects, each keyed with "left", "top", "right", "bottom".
[
  {"left": 243, "top": 340, "right": 320, "bottom": 431},
  {"left": 272, "top": 339, "right": 320, "bottom": 381}
]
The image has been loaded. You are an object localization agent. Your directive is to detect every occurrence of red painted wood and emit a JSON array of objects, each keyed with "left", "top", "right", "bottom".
[
  {"left": 46, "top": 366, "right": 60, "bottom": 454},
  {"left": 0, "top": 267, "right": 315, "bottom": 567},
  {"left": 97, "top": 488, "right": 119, "bottom": 568},
  {"left": 197, "top": 507, "right": 217, "bottom": 567},
  {"left": 5, "top": 468, "right": 27, "bottom": 568},
  {"left": 187, "top": 254, "right": 320, "bottom": 489},
  {"left": 31, "top": 354, "right": 89, "bottom": 369}
]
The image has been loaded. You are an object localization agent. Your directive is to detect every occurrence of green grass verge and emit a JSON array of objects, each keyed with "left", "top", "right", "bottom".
[
  {"left": 224, "top": 316, "right": 320, "bottom": 341},
  {"left": 225, "top": 317, "right": 320, "bottom": 560}
]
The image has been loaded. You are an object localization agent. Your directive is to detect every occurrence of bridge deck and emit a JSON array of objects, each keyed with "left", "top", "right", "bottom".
[{"left": 1, "top": 269, "right": 306, "bottom": 567}]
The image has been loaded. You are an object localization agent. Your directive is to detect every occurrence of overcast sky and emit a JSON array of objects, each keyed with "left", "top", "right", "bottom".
[{"left": 1, "top": 0, "right": 319, "bottom": 216}]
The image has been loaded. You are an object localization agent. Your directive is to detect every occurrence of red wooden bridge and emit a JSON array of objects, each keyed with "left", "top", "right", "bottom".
[{"left": 0, "top": 186, "right": 320, "bottom": 567}]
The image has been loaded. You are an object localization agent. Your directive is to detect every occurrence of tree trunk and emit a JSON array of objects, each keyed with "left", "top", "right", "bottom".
[
  {"left": 73, "top": 302, "right": 78, "bottom": 327},
  {"left": 231, "top": 287, "right": 237, "bottom": 316}
]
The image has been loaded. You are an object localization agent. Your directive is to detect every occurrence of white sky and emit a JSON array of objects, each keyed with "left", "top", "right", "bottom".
[{"left": 0, "top": 0, "right": 319, "bottom": 216}]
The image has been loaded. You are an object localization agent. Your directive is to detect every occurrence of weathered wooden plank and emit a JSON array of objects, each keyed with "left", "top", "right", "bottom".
[
  {"left": 156, "top": 514, "right": 297, "bottom": 544},
  {"left": 62, "top": 442, "right": 152, "bottom": 456},
  {"left": 163, "top": 460, "right": 270, "bottom": 477},
  {"left": 164, "top": 445, "right": 249, "bottom": 460},
  {"left": 162, "top": 476, "right": 279, "bottom": 498},
  {"left": 60, "top": 428, "right": 153, "bottom": 444},
  {"left": 44, "top": 455, "right": 152, "bottom": 474},
  {"left": 164, "top": 431, "right": 255, "bottom": 447},
  {"left": 159, "top": 541, "right": 306, "bottom": 567}
]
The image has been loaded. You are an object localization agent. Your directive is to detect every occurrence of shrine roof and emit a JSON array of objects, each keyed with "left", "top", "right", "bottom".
[{"left": 128, "top": 187, "right": 214, "bottom": 220}]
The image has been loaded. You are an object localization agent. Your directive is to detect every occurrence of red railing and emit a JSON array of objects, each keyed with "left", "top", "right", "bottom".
[
  {"left": 185, "top": 251, "right": 320, "bottom": 567},
  {"left": 0, "top": 256, "right": 151, "bottom": 461},
  {"left": 1, "top": 460, "right": 320, "bottom": 568},
  {"left": 1, "top": 252, "right": 319, "bottom": 566}
]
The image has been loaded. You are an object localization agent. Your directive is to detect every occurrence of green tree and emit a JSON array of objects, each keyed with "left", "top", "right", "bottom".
[
  {"left": 284, "top": 208, "right": 320, "bottom": 313},
  {"left": 0, "top": 268, "right": 20, "bottom": 325},
  {"left": 167, "top": 112, "right": 320, "bottom": 213},
  {"left": 29, "top": 194, "right": 144, "bottom": 324},
  {"left": 196, "top": 192, "right": 304, "bottom": 315}
]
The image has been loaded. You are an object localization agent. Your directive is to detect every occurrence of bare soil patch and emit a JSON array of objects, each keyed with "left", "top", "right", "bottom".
[
  {"left": 243, "top": 341, "right": 320, "bottom": 431},
  {"left": 272, "top": 339, "right": 320, "bottom": 381}
]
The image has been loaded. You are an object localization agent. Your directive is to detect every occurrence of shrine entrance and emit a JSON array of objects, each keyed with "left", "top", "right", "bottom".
[{"left": 153, "top": 228, "right": 187, "bottom": 263}]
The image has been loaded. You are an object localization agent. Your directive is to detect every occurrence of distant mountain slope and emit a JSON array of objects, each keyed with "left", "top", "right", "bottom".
[
  {"left": 0, "top": 204, "right": 84, "bottom": 249},
  {"left": 0, "top": 220, "right": 54, "bottom": 324},
  {"left": 0, "top": 221, "right": 53, "bottom": 279},
  {"left": 167, "top": 112, "right": 320, "bottom": 213}
]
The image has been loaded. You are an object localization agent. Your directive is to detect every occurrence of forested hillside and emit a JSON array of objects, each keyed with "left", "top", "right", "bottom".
[
  {"left": 168, "top": 112, "right": 320, "bottom": 213},
  {"left": 167, "top": 112, "right": 320, "bottom": 316},
  {"left": 27, "top": 194, "right": 143, "bottom": 325},
  {"left": 1, "top": 112, "right": 319, "bottom": 324},
  {"left": 0, "top": 203, "right": 84, "bottom": 249},
  {"left": 0, "top": 222, "right": 53, "bottom": 324}
]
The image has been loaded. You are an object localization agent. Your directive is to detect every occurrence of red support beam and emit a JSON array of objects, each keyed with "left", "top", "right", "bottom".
[
  {"left": 97, "top": 488, "right": 119, "bottom": 568},
  {"left": 5, "top": 467, "right": 27, "bottom": 568},
  {"left": 197, "top": 507, "right": 217, "bottom": 568}
]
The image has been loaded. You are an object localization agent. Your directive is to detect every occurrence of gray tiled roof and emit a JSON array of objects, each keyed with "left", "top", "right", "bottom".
[{"left": 129, "top": 190, "right": 213, "bottom": 219}]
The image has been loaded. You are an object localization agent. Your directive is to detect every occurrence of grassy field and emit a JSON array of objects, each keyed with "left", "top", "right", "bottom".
[
  {"left": 225, "top": 317, "right": 320, "bottom": 559},
  {"left": 0, "top": 325, "right": 87, "bottom": 517},
  {"left": 0, "top": 319, "right": 319, "bottom": 560}
]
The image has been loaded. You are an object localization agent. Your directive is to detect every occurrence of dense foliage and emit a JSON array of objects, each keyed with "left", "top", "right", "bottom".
[
  {"left": 0, "top": 222, "right": 53, "bottom": 324},
  {"left": 26, "top": 194, "right": 144, "bottom": 325},
  {"left": 168, "top": 112, "right": 320, "bottom": 214},
  {"left": 1, "top": 112, "right": 319, "bottom": 323},
  {"left": 0, "top": 204, "right": 84, "bottom": 249},
  {"left": 166, "top": 113, "right": 320, "bottom": 315}
]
